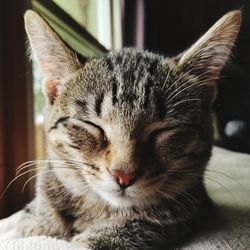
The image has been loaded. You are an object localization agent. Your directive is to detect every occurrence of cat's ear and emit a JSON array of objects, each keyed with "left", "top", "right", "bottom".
[
  {"left": 24, "top": 10, "right": 83, "bottom": 104},
  {"left": 177, "top": 10, "right": 241, "bottom": 100}
]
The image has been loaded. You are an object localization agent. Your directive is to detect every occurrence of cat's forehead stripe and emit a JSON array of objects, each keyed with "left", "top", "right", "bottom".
[
  {"left": 95, "top": 93, "right": 104, "bottom": 117},
  {"left": 104, "top": 56, "right": 115, "bottom": 71},
  {"left": 111, "top": 79, "right": 118, "bottom": 105},
  {"left": 143, "top": 76, "right": 153, "bottom": 109}
]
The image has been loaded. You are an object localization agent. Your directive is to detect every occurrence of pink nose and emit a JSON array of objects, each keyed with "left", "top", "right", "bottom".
[{"left": 111, "top": 170, "right": 135, "bottom": 188}]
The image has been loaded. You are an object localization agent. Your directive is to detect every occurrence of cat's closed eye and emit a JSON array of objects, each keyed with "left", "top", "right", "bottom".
[
  {"left": 83, "top": 120, "right": 108, "bottom": 148},
  {"left": 142, "top": 122, "right": 176, "bottom": 143},
  {"left": 149, "top": 127, "right": 174, "bottom": 142},
  {"left": 67, "top": 119, "right": 108, "bottom": 150}
]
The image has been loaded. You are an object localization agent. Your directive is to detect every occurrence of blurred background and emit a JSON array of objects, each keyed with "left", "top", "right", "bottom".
[{"left": 0, "top": 0, "right": 249, "bottom": 218}]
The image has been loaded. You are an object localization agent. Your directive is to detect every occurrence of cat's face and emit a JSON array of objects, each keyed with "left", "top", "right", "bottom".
[
  {"left": 47, "top": 50, "right": 213, "bottom": 207},
  {"left": 24, "top": 11, "right": 241, "bottom": 208}
]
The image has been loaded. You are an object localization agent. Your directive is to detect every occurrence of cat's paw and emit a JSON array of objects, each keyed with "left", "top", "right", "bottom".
[
  {"left": 0, "top": 211, "right": 23, "bottom": 240},
  {"left": 71, "top": 233, "right": 92, "bottom": 250}
]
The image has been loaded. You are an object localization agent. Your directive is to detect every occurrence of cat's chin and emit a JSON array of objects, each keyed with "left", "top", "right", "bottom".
[
  {"left": 96, "top": 186, "right": 160, "bottom": 209},
  {"left": 97, "top": 190, "right": 139, "bottom": 208}
]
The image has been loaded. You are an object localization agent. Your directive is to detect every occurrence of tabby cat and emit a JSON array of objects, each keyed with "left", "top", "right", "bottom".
[{"left": 13, "top": 10, "right": 242, "bottom": 249}]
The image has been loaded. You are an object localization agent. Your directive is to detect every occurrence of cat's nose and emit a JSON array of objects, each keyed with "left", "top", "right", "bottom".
[{"left": 110, "top": 170, "right": 135, "bottom": 189}]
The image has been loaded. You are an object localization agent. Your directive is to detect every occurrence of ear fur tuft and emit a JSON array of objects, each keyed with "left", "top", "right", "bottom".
[
  {"left": 179, "top": 10, "right": 241, "bottom": 80},
  {"left": 24, "top": 10, "right": 83, "bottom": 104}
]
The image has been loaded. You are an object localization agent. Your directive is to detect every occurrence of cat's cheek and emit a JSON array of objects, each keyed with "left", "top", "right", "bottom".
[
  {"left": 152, "top": 143, "right": 171, "bottom": 167},
  {"left": 48, "top": 129, "right": 69, "bottom": 145},
  {"left": 98, "top": 172, "right": 118, "bottom": 190}
]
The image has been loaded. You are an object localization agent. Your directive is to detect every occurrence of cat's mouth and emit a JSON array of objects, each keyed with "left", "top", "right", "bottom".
[
  {"left": 115, "top": 187, "right": 135, "bottom": 199},
  {"left": 109, "top": 184, "right": 132, "bottom": 198},
  {"left": 94, "top": 179, "right": 140, "bottom": 208},
  {"left": 116, "top": 188, "right": 126, "bottom": 195}
]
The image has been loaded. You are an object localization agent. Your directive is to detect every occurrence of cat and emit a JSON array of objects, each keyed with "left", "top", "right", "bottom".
[{"left": 5, "top": 9, "right": 241, "bottom": 249}]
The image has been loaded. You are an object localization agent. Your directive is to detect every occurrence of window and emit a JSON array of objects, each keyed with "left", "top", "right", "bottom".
[{"left": 0, "top": 0, "right": 122, "bottom": 218}]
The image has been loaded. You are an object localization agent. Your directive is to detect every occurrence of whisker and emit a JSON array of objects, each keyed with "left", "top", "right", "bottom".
[
  {"left": 153, "top": 173, "right": 199, "bottom": 207},
  {"left": 17, "top": 162, "right": 76, "bottom": 175},
  {"left": 16, "top": 160, "right": 39, "bottom": 172},
  {"left": 22, "top": 173, "right": 40, "bottom": 192},
  {"left": 161, "top": 67, "right": 172, "bottom": 91},
  {"left": 48, "top": 158, "right": 99, "bottom": 171},
  {"left": 166, "top": 168, "right": 247, "bottom": 191},
  {"left": 165, "top": 69, "right": 194, "bottom": 97},
  {"left": 2, "top": 161, "right": 97, "bottom": 199},
  {"left": 16, "top": 162, "right": 40, "bottom": 176},
  {"left": 48, "top": 158, "right": 96, "bottom": 167},
  {"left": 16, "top": 159, "right": 95, "bottom": 175},
  {"left": 22, "top": 170, "right": 95, "bottom": 192},
  {"left": 167, "top": 183, "right": 199, "bottom": 206},
  {"left": 165, "top": 68, "right": 217, "bottom": 104},
  {"left": 171, "top": 98, "right": 201, "bottom": 107},
  {"left": 182, "top": 172, "right": 237, "bottom": 203},
  {"left": 156, "top": 188, "right": 187, "bottom": 211},
  {"left": 1, "top": 168, "right": 38, "bottom": 199},
  {"left": 205, "top": 169, "right": 247, "bottom": 191},
  {"left": 166, "top": 78, "right": 217, "bottom": 107},
  {"left": 157, "top": 169, "right": 241, "bottom": 205},
  {"left": 170, "top": 69, "right": 195, "bottom": 89}
]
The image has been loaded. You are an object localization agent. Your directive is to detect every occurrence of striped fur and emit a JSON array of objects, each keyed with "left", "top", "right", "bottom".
[{"left": 20, "top": 10, "right": 241, "bottom": 249}]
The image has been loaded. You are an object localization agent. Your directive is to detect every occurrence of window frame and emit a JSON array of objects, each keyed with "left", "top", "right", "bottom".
[{"left": 30, "top": 0, "right": 108, "bottom": 56}]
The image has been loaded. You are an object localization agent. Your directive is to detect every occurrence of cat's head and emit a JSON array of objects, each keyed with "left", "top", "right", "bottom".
[{"left": 24, "top": 10, "right": 241, "bottom": 208}]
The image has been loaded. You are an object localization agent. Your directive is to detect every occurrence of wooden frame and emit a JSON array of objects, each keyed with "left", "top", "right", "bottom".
[
  {"left": 0, "top": 3, "right": 6, "bottom": 217},
  {"left": 0, "top": 0, "right": 33, "bottom": 218}
]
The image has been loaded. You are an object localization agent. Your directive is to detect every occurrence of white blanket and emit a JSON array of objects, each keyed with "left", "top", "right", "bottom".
[
  {"left": 0, "top": 211, "right": 81, "bottom": 249},
  {"left": 0, "top": 236, "right": 81, "bottom": 250},
  {"left": 0, "top": 146, "right": 250, "bottom": 249}
]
